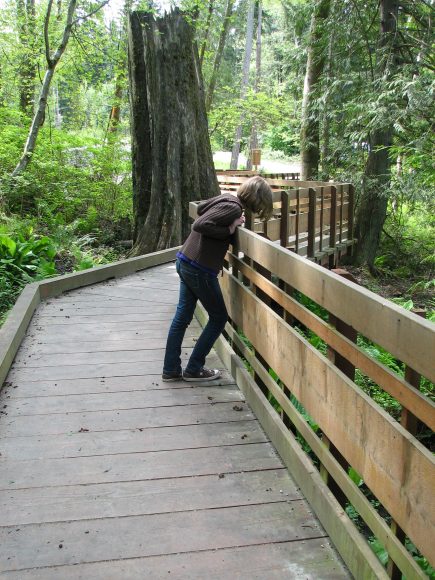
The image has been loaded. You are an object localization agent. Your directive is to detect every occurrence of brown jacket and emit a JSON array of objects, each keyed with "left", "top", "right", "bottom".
[{"left": 180, "top": 195, "right": 243, "bottom": 273}]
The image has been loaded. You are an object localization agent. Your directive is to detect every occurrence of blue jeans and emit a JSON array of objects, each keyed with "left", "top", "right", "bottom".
[{"left": 163, "top": 259, "right": 228, "bottom": 374}]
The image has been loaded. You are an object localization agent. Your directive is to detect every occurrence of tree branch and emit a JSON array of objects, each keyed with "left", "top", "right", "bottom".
[
  {"left": 44, "top": 0, "right": 54, "bottom": 67},
  {"left": 71, "top": 0, "right": 111, "bottom": 26}
]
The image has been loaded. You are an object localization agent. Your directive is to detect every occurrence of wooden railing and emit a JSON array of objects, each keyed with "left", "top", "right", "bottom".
[
  {"left": 216, "top": 169, "right": 301, "bottom": 180},
  {"left": 216, "top": 173, "right": 355, "bottom": 267},
  {"left": 190, "top": 200, "right": 434, "bottom": 579}
]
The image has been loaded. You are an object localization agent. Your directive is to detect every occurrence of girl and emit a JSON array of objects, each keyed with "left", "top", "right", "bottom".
[{"left": 162, "top": 176, "right": 273, "bottom": 382}]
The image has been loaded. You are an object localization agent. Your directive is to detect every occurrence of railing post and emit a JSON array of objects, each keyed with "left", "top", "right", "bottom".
[
  {"left": 329, "top": 186, "right": 337, "bottom": 268},
  {"left": 320, "top": 268, "right": 358, "bottom": 507},
  {"left": 347, "top": 184, "right": 355, "bottom": 256},
  {"left": 307, "top": 188, "right": 316, "bottom": 259},
  {"left": 280, "top": 191, "right": 289, "bottom": 249},
  {"left": 387, "top": 308, "right": 426, "bottom": 580}
]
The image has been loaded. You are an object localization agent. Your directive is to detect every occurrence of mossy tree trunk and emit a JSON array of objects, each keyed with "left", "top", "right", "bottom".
[
  {"left": 128, "top": 9, "right": 219, "bottom": 255},
  {"left": 354, "top": 0, "right": 399, "bottom": 269}
]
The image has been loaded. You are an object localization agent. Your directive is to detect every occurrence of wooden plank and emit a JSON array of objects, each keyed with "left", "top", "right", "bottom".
[
  {"left": 1, "top": 371, "right": 235, "bottom": 399},
  {"left": 0, "top": 502, "right": 324, "bottom": 571},
  {"left": 13, "top": 336, "right": 198, "bottom": 361},
  {"left": 0, "top": 419, "right": 263, "bottom": 461},
  {"left": 234, "top": 227, "right": 435, "bottom": 382},
  {"left": 3, "top": 385, "right": 242, "bottom": 417},
  {"left": 226, "top": 256, "right": 435, "bottom": 430},
  {"left": 196, "top": 304, "right": 386, "bottom": 580},
  {"left": 32, "top": 311, "right": 175, "bottom": 325},
  {"left": 0, "top": 401, "right": 252, "bottom": 438},
  {"left": 21, "top": 321, "right": 201, "bottom": 343},
  {"left": 220, "top": 271, "right": 435, "bottom": 560},
  {"left": 0, "top": 443, "right": 283, "bottom": 489},
  {"left": 36, "top": 304, "right": 178, "bottom": 317},
  {"left": 0, "top": 538, "right": 349, "bottom": 580},
  {"left": 6, "top": 354, "right": 223, "bottom": 382},
  {"left": 0, "top": 283, "right": 40, "bottom": 388},
  {"left": 11, "top": 346, "right": 193, "bottom": 370},
  {"left": 0, "top": 469, "right": 297, "bottom": 526}
]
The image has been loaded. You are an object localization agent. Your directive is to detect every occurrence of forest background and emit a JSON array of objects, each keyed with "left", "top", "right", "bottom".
[{"left": 0, "top": 0, "right": 433, "bottom": 326}]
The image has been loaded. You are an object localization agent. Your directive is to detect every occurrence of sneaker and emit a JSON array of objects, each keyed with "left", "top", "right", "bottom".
[
  {"left": 161, "top": 371, "right": 183, "bottom": 382},
  {"left": 183, "top": 368, "right": 221, "bottom": 382}
]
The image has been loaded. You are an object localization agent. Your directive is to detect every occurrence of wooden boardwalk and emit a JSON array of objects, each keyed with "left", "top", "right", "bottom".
[{"left": 0, "top": 263, "right": 349, "bottom": 579}]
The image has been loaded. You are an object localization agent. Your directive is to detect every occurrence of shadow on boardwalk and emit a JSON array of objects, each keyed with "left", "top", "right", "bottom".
[{"left": 0, "top": 263, "right": 348, "bottom": 579}]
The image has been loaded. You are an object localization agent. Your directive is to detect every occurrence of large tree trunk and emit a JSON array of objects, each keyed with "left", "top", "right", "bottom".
[
  {"left": 128, "top": 10, "right": 219, "bottom": 255},
  {"left": 230, "top": 0, "right": 255, "bottom": 170},
  {"left": 246, "top": 0, "right": 261, "bottom": 170},
  {"left": 300, "top": 0, "right": 330, "bottom": 180},
  {"left": 205, "top": 0, "right": 234, "bottom": 112},
  {"left": 354, "top": 0, "right": 399, "bottom": 268}
]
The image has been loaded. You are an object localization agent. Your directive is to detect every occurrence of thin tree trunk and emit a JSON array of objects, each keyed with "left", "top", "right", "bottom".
[
  {"left": 12, "top": 0, "right": 76, "bottom": 176},
  {"left": 17, "top": 0, "right": 36, "bottom": 115},
  {"left": 230, "top": 0, "right": 255, "bottom": 170},
  {"left": 128, "top": 10, "right": 219, "bottom": 255},
  {"left": 12, "top": 0, "right": 109, "bottom": 177},
  {"left": 354, "top": 0, "right": 399, "bottom": 268},
  {"left": 320, "top": 17, "right": 333, "bottom": 180},
  {"left": 246, "top": 0, "right": 261, "bottom": 170},
  {"left": 199, "top": 0, "right": 214, "bottom": 66},
  {"left": 205, "top": 0, "right": 234, "bottom": 112},
  {"left": 300, "top": 0, "right": 330, "bottom": 180}
]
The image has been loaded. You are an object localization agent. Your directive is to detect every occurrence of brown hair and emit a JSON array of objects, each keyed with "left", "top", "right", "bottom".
[{"left": 236, "top": 176, "right": 273, "bottom": 221}]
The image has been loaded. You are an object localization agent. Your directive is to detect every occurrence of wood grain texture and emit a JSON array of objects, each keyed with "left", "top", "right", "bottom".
[{"left": 0, "top": 262, "right": 348, "bottom": 578}]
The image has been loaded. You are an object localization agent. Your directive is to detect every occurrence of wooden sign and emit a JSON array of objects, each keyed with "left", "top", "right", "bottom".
[{"left": 251, "top": 148, "right": 261, "bottom": 166}]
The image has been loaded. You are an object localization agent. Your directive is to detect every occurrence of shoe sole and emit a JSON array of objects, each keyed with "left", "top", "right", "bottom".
[
  {"left": 161, "top": 376, "right": 183, "bottom": 382},
  {"left": 183, "top": 372, "right": 221, "bottom": 382}
]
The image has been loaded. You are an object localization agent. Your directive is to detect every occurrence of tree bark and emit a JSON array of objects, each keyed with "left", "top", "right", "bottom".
[
  {"left": 354, "top": 0, "right": 399, "bottom": 268},
  {"left": 230, "top": 0, "right": 255, "bottom": 170},
  {"left": 205, "top": 0, "right": 234, "bottom": 112},
  {"left": 128, "top": 9, "right": 219, "bottom": 255},
  {"left": 300, "top": 0, "right": 330, "bottom": 180},
  {"left": 246, "top": 0, "right": 261, "bottom": 170},
  {"left": 320, "top": 17, "right": 333, "bottom": 180}
]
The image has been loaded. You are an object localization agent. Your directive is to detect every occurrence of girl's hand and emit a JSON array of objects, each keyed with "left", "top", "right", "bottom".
[{"left": 229, "top": 215, "right": 245, "bottom": 235}]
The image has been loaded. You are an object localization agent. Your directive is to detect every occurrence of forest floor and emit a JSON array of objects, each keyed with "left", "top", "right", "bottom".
[{"left": 345, "top": 265, "right": 433, "bottom": 313}]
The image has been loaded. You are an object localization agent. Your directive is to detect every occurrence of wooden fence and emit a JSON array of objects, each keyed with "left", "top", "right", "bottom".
[
  {"left": 216, "top": 169, "right": 301, "bottom": 180},
  {"left": 190, "top": 200, "right": 435, "bottom": 579},
  {"left": 216, "top": 173, "right": 355, "bottom": 267}
]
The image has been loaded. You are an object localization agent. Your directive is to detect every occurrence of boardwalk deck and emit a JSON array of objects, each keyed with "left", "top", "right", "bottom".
[{"left": 0, "top": 263, "right": 349, "bottom": 579}]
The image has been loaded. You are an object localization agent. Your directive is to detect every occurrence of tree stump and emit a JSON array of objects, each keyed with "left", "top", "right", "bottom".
[{"left": 128, "top": 9, "right": 219, "bottom": 255}]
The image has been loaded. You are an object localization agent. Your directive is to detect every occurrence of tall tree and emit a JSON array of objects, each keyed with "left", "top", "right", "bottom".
[
  {"left": 246, "top": 0, "right": 261, "bottom": 170},
  {"left": 353, "top": 0, "right": 399, "bottom": 268},
  {"left": 230, "top": 0, "right": 255, "bottom": 170},
  {"left": 128, "top": 9, "right": 219, "bottom": 255},
  {"left": 199, "top": 0, "right": 214, "bottom": 66},
  {"left": 300, "top": 0, "right": 330, "bottom": 180},
  {"left": 12, "top": 0, "right": 109, "bottom": 177},
  {"left": 205, "top": 0, "right": 234, "bottom": 111},
  {"left": 17, "top": 0, "right": 36, "bottom": 115}
]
